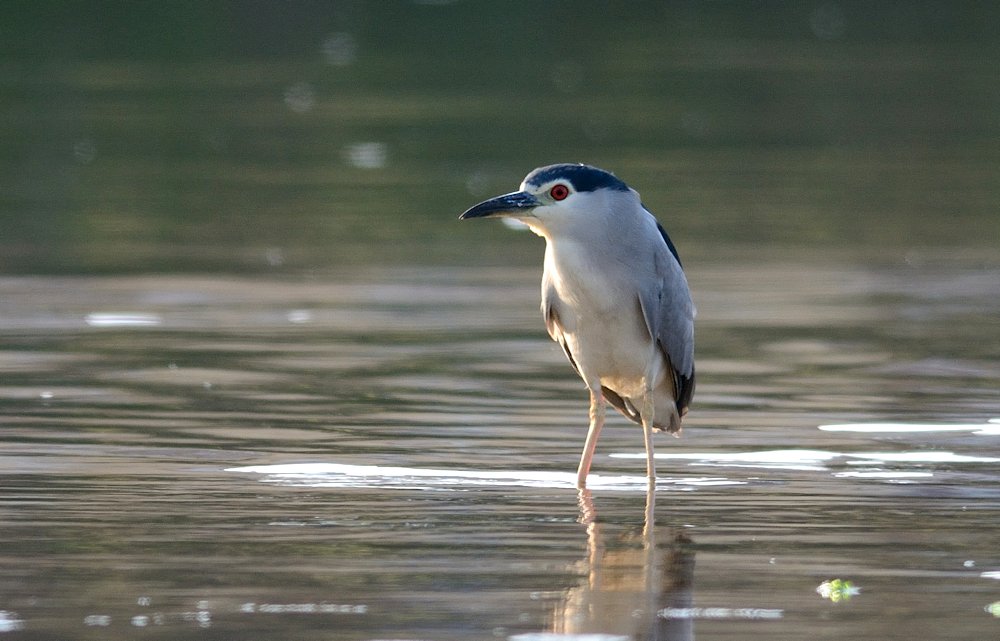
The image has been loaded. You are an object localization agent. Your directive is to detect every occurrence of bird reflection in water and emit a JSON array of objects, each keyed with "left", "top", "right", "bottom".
[{"left": 545, "top": 489, "right": 695, "bottom": 641}]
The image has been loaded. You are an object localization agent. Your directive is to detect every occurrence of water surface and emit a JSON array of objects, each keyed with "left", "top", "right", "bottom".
[
  {"left": 2, "top": 3, "right": 1000, "bottom": 639},
  {"left": 2, "top": 258, "right": 998, "bottom": 640}
]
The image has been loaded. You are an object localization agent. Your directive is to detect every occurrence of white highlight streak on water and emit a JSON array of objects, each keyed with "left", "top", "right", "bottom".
[
  {"left": 227, "top": 462, "right": 743, "bottom": 491},
  {"left": 819, "top": 419, "right": 1000, "bottom": 435}
]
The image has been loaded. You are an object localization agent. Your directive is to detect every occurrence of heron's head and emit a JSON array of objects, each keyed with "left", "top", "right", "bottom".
[{"left": 459, "top": 163, "right": 638, "bottom": 238}]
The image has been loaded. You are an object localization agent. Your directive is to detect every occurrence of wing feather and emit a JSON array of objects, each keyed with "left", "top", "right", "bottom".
[{"left": 638, "top": 222, "right": 696, "bottom": 415}]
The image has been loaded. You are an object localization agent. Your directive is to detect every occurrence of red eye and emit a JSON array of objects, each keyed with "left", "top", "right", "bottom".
[{"left": 549, "top": 184, "right": 570, "bottom": 201}]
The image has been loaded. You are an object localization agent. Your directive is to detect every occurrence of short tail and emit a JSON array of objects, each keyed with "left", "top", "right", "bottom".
[{"left": 653, "top": 403, "right": 683, "bottom": 436}]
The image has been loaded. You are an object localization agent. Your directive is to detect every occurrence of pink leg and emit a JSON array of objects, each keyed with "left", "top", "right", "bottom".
[
  {"left": 642, "top": 415, "right": 656, "bottom": 485},
  {"left": 641, "top": 390, "right": 657, "bottom": 486},
  {"left": 576, "top": 388, "right": 605, "bottom": 488}
]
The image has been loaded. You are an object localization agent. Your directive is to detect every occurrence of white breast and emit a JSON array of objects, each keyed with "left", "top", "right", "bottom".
[{"left": 544, "top": 238, "right": 666, "bottom": 398}]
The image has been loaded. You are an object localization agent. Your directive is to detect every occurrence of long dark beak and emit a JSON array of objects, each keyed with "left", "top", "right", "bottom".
[{"left": 459, "top": 191, "right": 540, "bottom": 220}]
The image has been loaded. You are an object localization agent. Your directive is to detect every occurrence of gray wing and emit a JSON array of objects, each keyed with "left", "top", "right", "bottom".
[{"left": 637, "top": 222, "right": 696, "bottom": 415}]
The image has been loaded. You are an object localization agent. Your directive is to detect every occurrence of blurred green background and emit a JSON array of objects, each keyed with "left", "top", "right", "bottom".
[{"left": 2, "top": 1, "right": 998, "bottom": 273}]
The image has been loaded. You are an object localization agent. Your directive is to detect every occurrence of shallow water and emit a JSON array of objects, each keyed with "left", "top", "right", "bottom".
[
  {"left": 2, "top": 258, "right": 999, "bottom": 640},
  {"left": 3, "top": 3, "right": 1000, "bottom": 638}
]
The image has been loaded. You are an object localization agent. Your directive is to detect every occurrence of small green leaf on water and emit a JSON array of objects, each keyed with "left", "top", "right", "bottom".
[
  {"left": 986, "top": 601, "right": 1000, "bottom": 617},
  {"left": 816, "top": 579, "right": 861, "bottom": 602}
]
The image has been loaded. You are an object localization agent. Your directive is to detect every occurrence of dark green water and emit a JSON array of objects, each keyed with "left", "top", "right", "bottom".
[{"left": 1, "top": 3, "right": 999, "bottom": 640}]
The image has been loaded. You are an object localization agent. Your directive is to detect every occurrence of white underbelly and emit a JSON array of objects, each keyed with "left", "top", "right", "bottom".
[
  {"left": 544, "top": 241, "right": 667, "bottom": 397},
  {"left": 564, "top": 310, "right": 665, "bottom": 398}
]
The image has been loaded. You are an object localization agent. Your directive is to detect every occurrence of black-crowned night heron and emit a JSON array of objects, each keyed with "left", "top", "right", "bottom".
[{"left": 460, "top": 163, "right": 695, "bottom": 488}]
